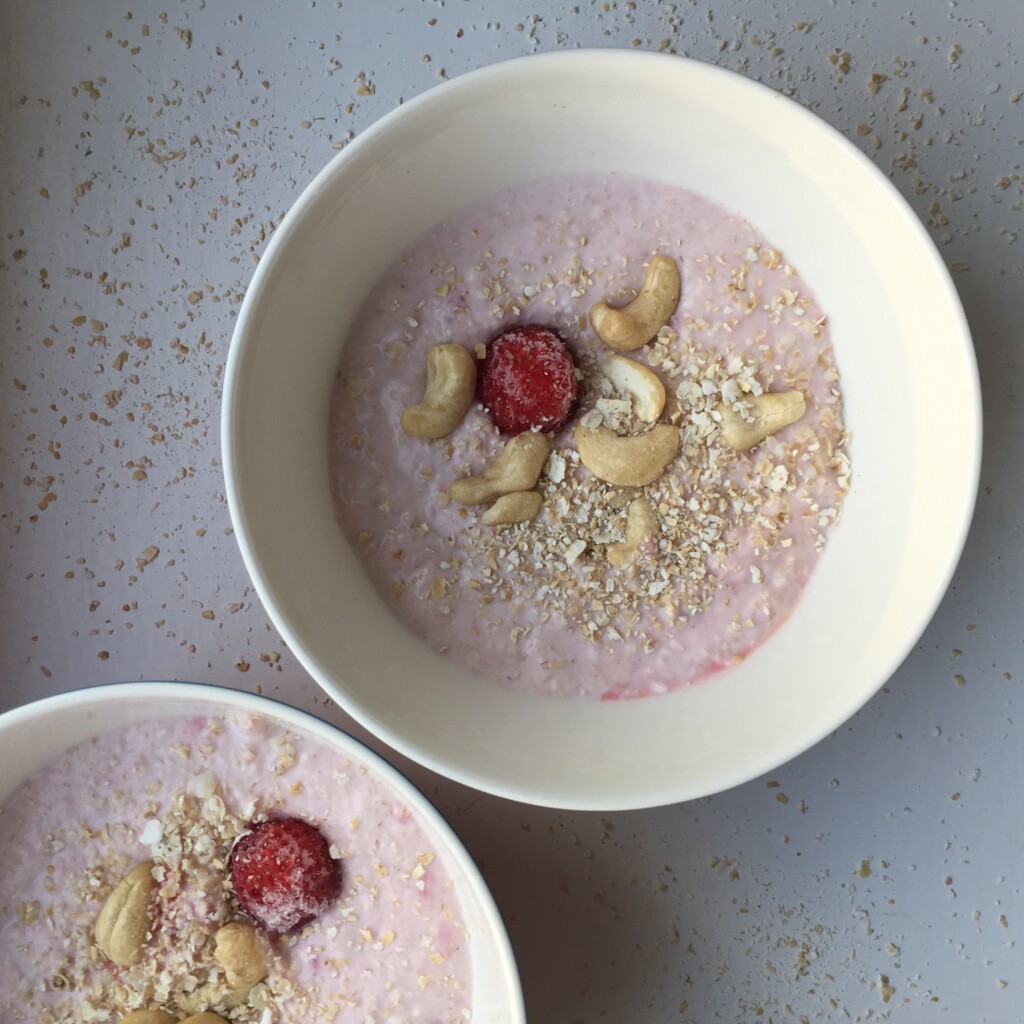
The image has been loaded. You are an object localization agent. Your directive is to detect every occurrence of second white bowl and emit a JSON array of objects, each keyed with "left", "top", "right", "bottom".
[{"left": 0, "top": 682, "right": 523, "bottom": 1023}]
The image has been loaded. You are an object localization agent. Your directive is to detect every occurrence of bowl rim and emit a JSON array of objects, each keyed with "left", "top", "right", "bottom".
[
  {"left": 221, "top": 49, "right": 983, "bottom": 810},
  {"left": 0, "top": 679, "right": 526, "bottom": 1022}
]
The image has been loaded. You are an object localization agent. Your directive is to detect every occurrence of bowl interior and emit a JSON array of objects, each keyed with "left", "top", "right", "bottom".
[
  {"left": 0, "top": 683, "right": 523, "bottom": 1023},
  {"left": 223, "top": 52, "right": 980, "bottom": 809}
]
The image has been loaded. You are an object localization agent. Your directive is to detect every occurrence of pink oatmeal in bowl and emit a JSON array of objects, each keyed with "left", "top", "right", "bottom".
[
  {"left": 0, "top": 711, "right": 472, "bottom": 1023},
  {"left": 329, "top": 171, "right": 850, "bottom": 701}
]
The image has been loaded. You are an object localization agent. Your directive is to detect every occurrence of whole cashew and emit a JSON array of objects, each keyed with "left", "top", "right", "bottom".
[
  {"left": 401, "top": 343, "right": 477, "bottom": 439},
  {"left": 214, "top": 922, "right": 268, "bottom": 992},
  {"left": 181, "top": 1015, "right": 229, "bottom": 1024},
  {"left": 175, "top": 922, "right": 265, "bottom": 1017},
  {"left": 481, "top": 490, "right": 543, "bottom": 526},
  {"left": 118, "top": 1012, "right": 176, "bottom": 1024},
  {"left": 589, "top": 255, "right": 681, "bottom": 352},
  {"left": 606, "top": 497, "right": 660, "bottom": 567},
  {"left": 717, "top": 391, "right": 806, "bottom": 451},
  {"left": 95, "top": 861, "right": 155, "bottom": 966},
  {"left": 600, "top": 354, "right": 666, "bottom": 422},
  {"left": 448, "top": 432, "right": 550, "bottom": 505},
  {"left": 574, "top": 423, "right": 679, "bottom": 487}
]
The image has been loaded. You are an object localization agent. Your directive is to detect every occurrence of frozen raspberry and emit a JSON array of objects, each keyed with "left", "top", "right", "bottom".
[
  {"left": 477, "top": 325, "right": 578, "bottom": 435},
  {"left": 229, "top": 817, "right": 341, "bottom": 932}
]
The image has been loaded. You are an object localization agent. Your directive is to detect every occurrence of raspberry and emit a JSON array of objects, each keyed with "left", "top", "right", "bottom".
[
  {"left": 229, "top": 817, "right": 341, "bottom": 933},
  {"left": 477, "top": 325, "right": 578, "bottom": 435}
]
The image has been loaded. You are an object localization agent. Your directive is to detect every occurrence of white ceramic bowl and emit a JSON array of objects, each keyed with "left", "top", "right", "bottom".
[
  {"left": 222, "top": 51, "right": 981, "bottom": 810},
  {"left": 0, "top": 681, "right": 524, "bottom": 1023}
]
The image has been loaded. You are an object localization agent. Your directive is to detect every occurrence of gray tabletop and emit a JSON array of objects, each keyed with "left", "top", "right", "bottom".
[{"left": 1, "top": 1, "right": 1020, "bottom": 1020}]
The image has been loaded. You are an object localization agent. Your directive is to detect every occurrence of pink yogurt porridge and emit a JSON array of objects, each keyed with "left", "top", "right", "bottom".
[
  {"left": 329, "top": 172, "right": 850, "bottom": 701},
  {"left": 0, "top": 711, "right": 472, "bottom": 1023}
]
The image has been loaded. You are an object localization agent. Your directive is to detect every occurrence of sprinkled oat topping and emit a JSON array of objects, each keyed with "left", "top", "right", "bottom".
[{"left": 446, "top": 339, "right": 847, "bottom": 649}]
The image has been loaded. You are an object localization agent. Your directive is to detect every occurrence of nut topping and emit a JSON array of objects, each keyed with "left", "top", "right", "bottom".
[
  {"left": 600, "top": 353, "right": 666, "bottom": 422},
  {"left": 214, "top": 921, "right": 268, "bottom": 993},
  {"left": 401, "top": 343, "right": 476, "bottom": 439},
  {"left": 481, "top": 490, "right": 543, "bottom": 526},
  {"left": 574, "top": 422, "right": 679, "bottom": 487},
  {"left": 589, "top": 254, "right": 681, "bottom": 351},
  {"left": 448, "top": 431, "right": 550, "bottom": 505},
  {"left": 717, "top": 390, "right": 806, "bottom": 450},
  {"left": 606, "top": 497, "right": 660, "bottom": 567},
  {"left": 95, "top": 861, "right": 156, "bottom": 966}
]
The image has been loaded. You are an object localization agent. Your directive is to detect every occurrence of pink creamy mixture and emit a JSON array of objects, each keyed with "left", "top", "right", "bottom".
[
  {"left": 329, "top": 172, "right": 850, "bottom": 700},
  {"left": 0, "top": 713, "right": 472, "bottom": 1023}
]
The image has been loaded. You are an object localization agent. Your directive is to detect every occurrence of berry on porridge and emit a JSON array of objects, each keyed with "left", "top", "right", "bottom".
[
  {"left": 329, "top": 172, "right": 850, "bottom": 700},
  {"left": 477, "top": 324, "right": 579, "bottom": 435},
  {"left": 229, "top": 817, "right": 342, "bottom": 933}
]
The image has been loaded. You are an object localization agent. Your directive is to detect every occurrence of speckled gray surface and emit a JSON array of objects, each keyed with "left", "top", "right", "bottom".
[{"left": 1, "top": 1, "right": 1020, "bottom": 1020}]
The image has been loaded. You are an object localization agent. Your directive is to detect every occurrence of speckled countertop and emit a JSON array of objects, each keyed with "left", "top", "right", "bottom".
[{"left": 1, "top": 2, "right": 1020, "bottom": 1020}]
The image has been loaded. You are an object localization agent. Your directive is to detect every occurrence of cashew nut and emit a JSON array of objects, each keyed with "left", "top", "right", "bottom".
[
  {"left": 176, "top": 985, "right": 247, "bottom": 1015},
  {"left": 481, "top": 490, "right": 542, "bottom": 526},
  {"left": 448, "top": 431, "right": 550, "bottom": 505},
  {"left": 400, "top": 343, "right": 477, "bottom": 439},
  {"left": 95, "top": 861, "right": 155, "bottom": 966},
  {"left": 118, "top": 1012, "right": 176, "bottom": 1024},
  {"left": 600, "top": 354, "right": 666, "bottom": 422},
  {"left": 574, "top": 423, "right": 679, "bottom": 487},
  {"left": 175, "top": 924, "right": 267, "bottom": 1015},
  {"left": 181, "top": 1015, "right": 229, "bottom": 1024},
  {"left": 606, "top": 497, "right": 660, "bottom": 567},
  {"left": 214, "top": 922, "right": 268, "bottom": 992},
  {"left": 717, "top": 391, "right": 806, "bottom": 451},
  {"left": 589, "top": 255, "right": 681, "bottom": 352}
]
